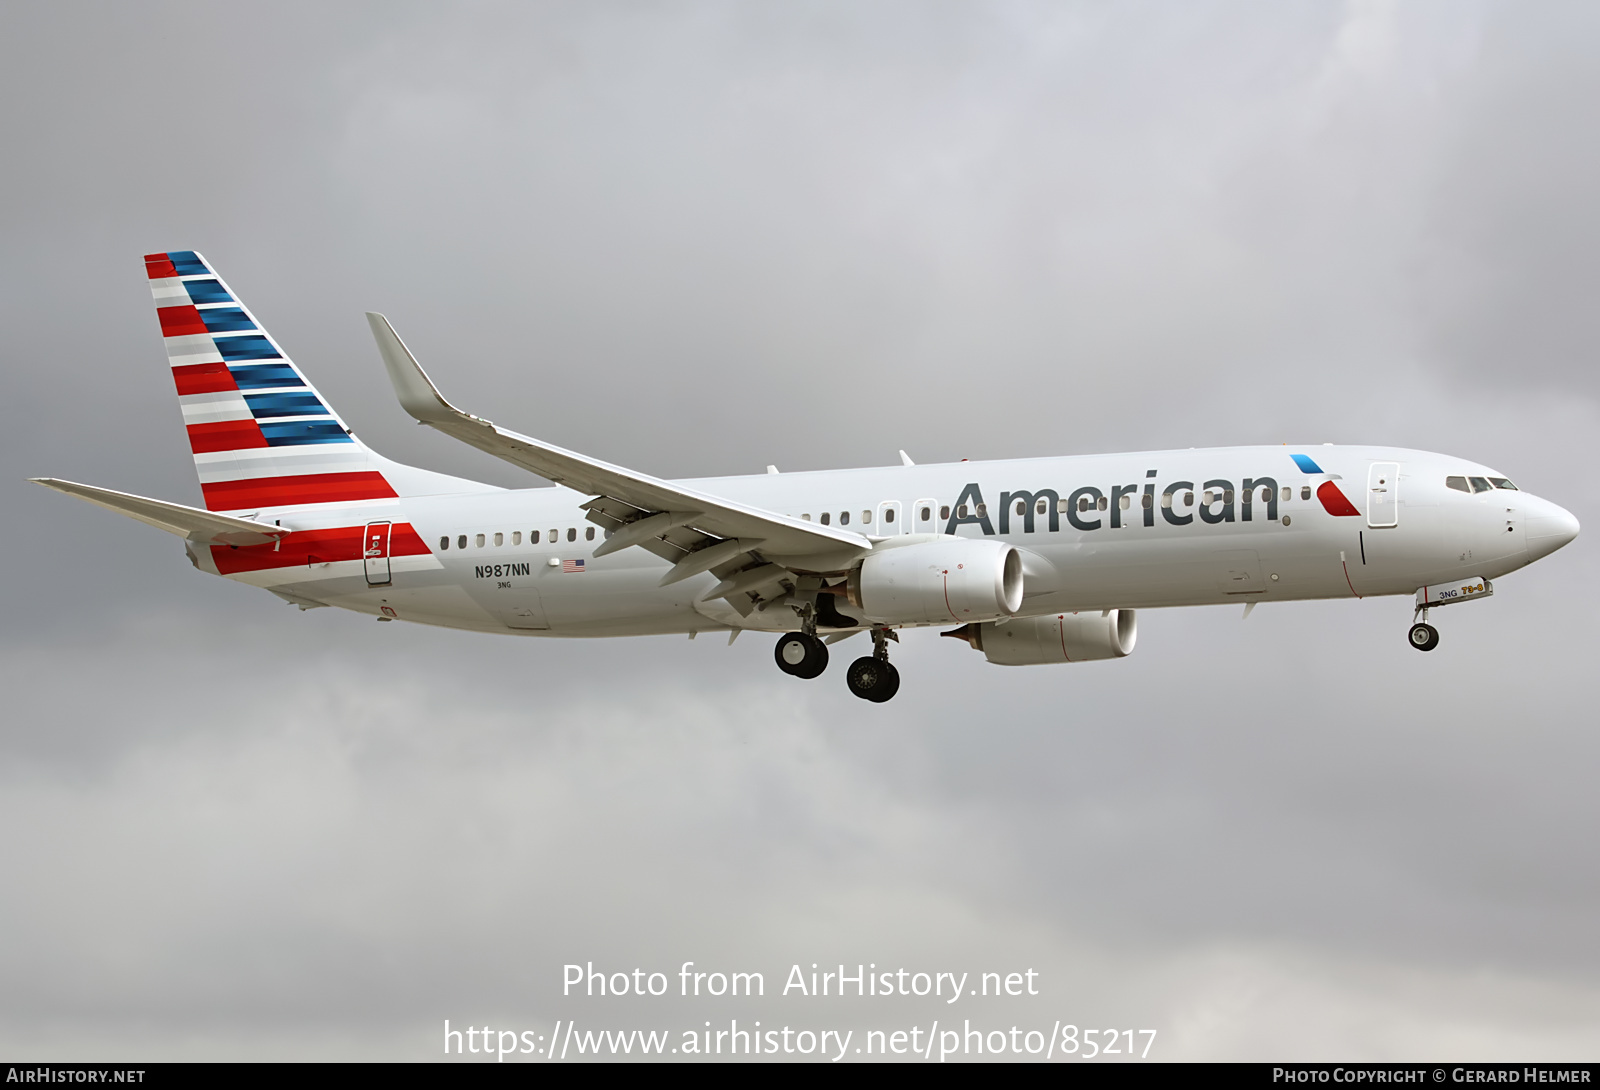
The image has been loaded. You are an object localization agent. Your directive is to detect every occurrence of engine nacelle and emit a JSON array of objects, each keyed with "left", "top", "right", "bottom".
[
  {"left": 847, "top": 539, "right": 1023, "bottom": 626},
  {"left": 944, "top": 610, "right": 1137, "bottom": 666}
]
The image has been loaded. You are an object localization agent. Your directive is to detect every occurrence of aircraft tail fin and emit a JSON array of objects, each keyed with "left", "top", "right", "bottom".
[{"left": 145, "top": 250, "right": 495, "bottom": 512}]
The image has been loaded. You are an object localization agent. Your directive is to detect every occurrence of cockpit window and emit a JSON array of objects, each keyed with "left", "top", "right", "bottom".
[
  {"left": 1445, "top": 476, "right": 1470, "bottom": 493},
  {"left": 1469, "top": 476, "right": 1492, "bottom": 493},
  {"left": 1488, "top": 477, "right": 1518, "bottom": 490}
]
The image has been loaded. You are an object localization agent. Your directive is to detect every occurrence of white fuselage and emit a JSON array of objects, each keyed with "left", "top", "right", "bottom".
[{"left": 191, "top": 444, "right": 1568, "bottom": 637}]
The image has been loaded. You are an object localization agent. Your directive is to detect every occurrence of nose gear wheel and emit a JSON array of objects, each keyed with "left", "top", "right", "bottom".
[{"left": 1407, "top": 622, "right": 1440, "bottom": 652}]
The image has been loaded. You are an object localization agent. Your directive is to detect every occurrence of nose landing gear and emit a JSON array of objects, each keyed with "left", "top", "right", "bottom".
[
  {"left": 846, "top": 628, "right": 900, "bottom": 702},
  {"left": 1408, "top": 606, "right": 1440, "bottom": 652},
  {"left": 1406, "top": 578, "right": 1494, "bottom": 652}
]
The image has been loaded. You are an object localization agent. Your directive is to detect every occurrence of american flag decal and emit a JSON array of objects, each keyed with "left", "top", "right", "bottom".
[{"left": 562, "top": 558, "right": 586, "bottom": 573}]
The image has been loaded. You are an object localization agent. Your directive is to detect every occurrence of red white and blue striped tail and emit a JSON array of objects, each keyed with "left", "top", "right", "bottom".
[{"left": 147, "top": 249, "right": 407, "bottom": 513}]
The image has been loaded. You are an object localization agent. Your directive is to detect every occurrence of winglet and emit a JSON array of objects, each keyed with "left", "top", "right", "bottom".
[{"left": 366, "top": 312, "right": 466, "bottom": 427}]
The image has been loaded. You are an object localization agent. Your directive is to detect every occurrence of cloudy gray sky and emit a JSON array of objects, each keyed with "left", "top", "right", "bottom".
[{"left": 3, "top": 0, "right": 1598, "bottom": 1061}]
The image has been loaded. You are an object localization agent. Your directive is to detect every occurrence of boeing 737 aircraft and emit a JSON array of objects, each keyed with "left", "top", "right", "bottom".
[{"left": 32, "top": 251, "right": 1581, "bottom": 702}]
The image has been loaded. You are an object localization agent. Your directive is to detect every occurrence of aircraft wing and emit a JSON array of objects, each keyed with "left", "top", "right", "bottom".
[
  {"left": 367, "top": 313, "right": 872, "bottom": 567},
  {"left": 30, "top": 478, "right": 290, "bottom": 546}
]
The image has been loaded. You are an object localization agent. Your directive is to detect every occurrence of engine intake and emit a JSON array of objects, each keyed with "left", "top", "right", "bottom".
[
  {"left": 847, "top": 539, "right": 1023, "bottom": 626},
  {"left": 944, "top": 610, "right": 1137, "bottom": 665}
]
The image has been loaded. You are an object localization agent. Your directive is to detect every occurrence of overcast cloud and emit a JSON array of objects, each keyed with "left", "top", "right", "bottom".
[{"left": 2, "top": 0, "right": 1598, "bottom": 1061}]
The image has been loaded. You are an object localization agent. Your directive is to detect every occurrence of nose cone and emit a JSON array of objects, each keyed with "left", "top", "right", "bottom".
[{"left": 1526, "top": 500, "right": 1580, "bottom": 563}]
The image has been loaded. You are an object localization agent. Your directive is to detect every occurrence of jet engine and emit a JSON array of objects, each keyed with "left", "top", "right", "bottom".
[
  {"left": 943, "top": 610, "right": 1137, "bottom": 666},
  {"left": 844, "top": 539, "right": 1023, "bottom": 626}
]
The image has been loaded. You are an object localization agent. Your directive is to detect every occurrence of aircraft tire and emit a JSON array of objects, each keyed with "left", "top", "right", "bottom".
[
  {"left": 846, "top": 656, "right": 899, "bottom": 702},
  {"left": 775, "top": 632, "right": 828, "bottom": 678},
  {"left": 1407, "top": 622, "right": 1440, "bottom": 652},
  {"left": 868, "top": 661, "right": 900, "bottom": 703}
]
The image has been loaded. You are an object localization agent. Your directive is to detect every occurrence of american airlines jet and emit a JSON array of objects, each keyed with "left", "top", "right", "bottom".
[{"left": 33, "top": 251, "right": 1581, "bottom": 702}]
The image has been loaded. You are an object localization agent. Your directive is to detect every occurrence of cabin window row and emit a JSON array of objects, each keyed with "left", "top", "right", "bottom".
[
  {"left": 436, "top": 480, "right": 1338, "bottom": 552},
  {"left": 437, "top": 526, "right": 598, "bottom": 551},
  {"left": 798, "top": 509, "right": 896, "bottom": 526},
  {"left": 796, "top": 486, "right": 1316, "bottom": 527},
  {"left": 929, "top": 486, "right": 1309, "bottom": 520}
]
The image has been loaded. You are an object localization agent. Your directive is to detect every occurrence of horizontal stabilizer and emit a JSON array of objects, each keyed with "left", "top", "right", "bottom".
[{"left": 30, "top": 478, "right": 290, "bottom": 546}]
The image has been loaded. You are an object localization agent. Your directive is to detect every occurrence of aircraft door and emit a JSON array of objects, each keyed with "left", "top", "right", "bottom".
[
  {"left": 877, "top": 500, "right": 903, "bottom": 535},
  {"left": 363, "top": 520, "right": 392, "bottom": 586},
  {"left": 1368, "top": 463, "right": 1399, "bottom": 528},
  {"left": 912, "top": 498, "right": 937, "bottom": 534}
]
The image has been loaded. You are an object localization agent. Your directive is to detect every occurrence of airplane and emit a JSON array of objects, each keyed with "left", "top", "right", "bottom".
[{"left": 31, "top": 251, "right": 1581, "bottom": 703}]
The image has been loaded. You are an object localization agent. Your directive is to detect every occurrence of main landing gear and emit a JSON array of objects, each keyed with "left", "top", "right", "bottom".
[
  {"left": 774, "top": 631, "right": 828, "bottom": 679},
  {"left": 772, "top": 625, "right": 901, "bottom": 702},
  {"left": 846, "top": 628, "right": 900, "bottom": 703},
  {"left": 1407, "top": 606, "right": 1440, "bottom": 652}
]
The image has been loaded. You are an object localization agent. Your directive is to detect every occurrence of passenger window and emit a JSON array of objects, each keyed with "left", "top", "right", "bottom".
[
  {"left": 886, "top": 509, "right": 896, "bottom": 523},
  {"left": 862, "top": 511, "right": 871, "bottom": 524},
  {"left": 512, "top": 531, "right": 521, "bottom": 545},
  {"left": 941, "top": 506, "right": 950, "bottom": 520},
  {"left": 1119, "top": 495, "right": 1130, "bottom": 510},
  {"left": 548, "top": 528, "right": 557, "bottom": 542},
  {"left": 1016, "top": 501, "right": 1027, "bottom": 517},
  {"left": 821, "top": 512, "right": 831, "bottom": 525},
  {"left": 1261, "top": 488, "right": 1272, "bottom": 504},
  {"left": 494, "top": 532, "right": 503, "bottom": 546},
  {"left": 439, "top": 536, "right": 449, "bottom": 550},
  {"left": 1469, "top": 477, "right": 1492, "bottom": 493},
  {"left": 956, "top": 505, "right": 967, "bottom": 519},
  {"left": 1224, "top": 490, "right": 1234, "bottom": 504},
  {"left": 1489, "top": 477, "right": 1518, "bottom": 490},
  {"left": 976, "top": 503, "right": 987, "bottom": 517},
  {"left": 1097, "top": 496, "right": 1107, "bottom": 511},
  {"left": 1282, "top": 487, "right": 1291, "bottom": 502},
  {"left": 1300, "top": 486, "right": 1311, "bottom": 500},
  {"left": 1078, "top": 497, "right": 1090, "bottom": 513},
  {"left": 919, "top": 507, "right": 930, "bottom": 521},
  {"left": 566, "top": 527, "right": 576, "bottom": 542},
  {"left": 1036, "top": 499, "right": 1047, "bottom": 515},
  {"left": 585, "top": 526, "right": 595, "bottom": 541},
  {"left": 458, "top": 535, "right": 467, "bottom": 549},
  {"left": 1162, "top": 493, "right": 1173, "bottom": 509},
  {"left": 1204, "top": 491, "right": 1214, "bottom": 504},
  {"left": 475, "top": 534, "right": 485, "bottom": 548},
  {"left": 840, "top": 511, "right": 850, "bottom": 526},
  {"left": 531, "top": 530, "right": 541, "bottom": 544},
  {"left": 1142, "top": 493, "right": 1153, "bottom": 509},
  {"left": 802, "top": 513, "right": 811, "bottom": 521},
  {"left": 1184, "top": 492, "right": 1194, "bottom": 506},
  {"left": 1057, "top": 499, "right": 1069, "bottom": 514}
]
